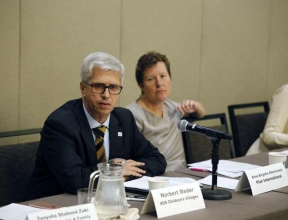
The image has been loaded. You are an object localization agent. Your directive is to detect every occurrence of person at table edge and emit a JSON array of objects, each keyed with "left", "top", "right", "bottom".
[
  {"left": 126, "top": 51, "right": 205, "bottom": 171},
  {"left": 25, "top": 52, "right": 166, "bottom": 200}
]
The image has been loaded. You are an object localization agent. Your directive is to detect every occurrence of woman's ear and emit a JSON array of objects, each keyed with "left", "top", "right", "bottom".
[{"left": 138, "top": 83, "right": 145, "bottom": 94}]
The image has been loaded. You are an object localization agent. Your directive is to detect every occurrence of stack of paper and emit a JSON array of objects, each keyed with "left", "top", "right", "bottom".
[
  {"left": 188, "top": 160, "right": 260, "bottom": 178},
  {"left": 0, "top": 203, "right": 44, "bottom": 220},
  {"left": 198, "top": 175, "right": 239, "bottom": 190},
  {"left": 124, "top": 176, "right": 198, "bottom": 191},
  {"left": 280, "top": 150, "right": 288, "bottom": 156}
]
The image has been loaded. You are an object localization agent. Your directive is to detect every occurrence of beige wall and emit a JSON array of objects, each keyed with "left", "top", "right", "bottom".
[{"left": 1, "top": 0, "right": 288, "bottom": 145}]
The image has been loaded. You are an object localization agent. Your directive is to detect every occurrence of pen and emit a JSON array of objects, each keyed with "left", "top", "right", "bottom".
[
  {"left": 191, "top": 168, "right": 208, "bottom": 172},
  {"left": 126, "top": 197, "right": 146, "bottom": 202}
]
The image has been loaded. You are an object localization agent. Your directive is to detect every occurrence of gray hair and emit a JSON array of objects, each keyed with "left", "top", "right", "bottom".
[{"left": 80, "top": 52, "right": 124, "bottom": 85}]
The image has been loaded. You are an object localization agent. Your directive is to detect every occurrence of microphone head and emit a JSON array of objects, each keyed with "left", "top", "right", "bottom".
[{"left": 178, "top": 120, "right": 188, "bottom": 132}]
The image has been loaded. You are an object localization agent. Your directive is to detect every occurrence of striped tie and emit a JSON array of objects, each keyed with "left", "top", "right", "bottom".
[{"left": 92, "top": 126, "right": 107, "bottom": 162}]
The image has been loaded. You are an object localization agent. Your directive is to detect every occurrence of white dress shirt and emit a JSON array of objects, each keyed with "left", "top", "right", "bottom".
[{"left": 83, "top": 103, "right": 111, "bottom": 160}]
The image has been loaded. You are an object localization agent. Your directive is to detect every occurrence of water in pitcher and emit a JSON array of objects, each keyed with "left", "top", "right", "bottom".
[
  {"left": 94, "top": 159, "right": 128, "bottom": 219},
  {"left": 94, "top": 177, "right": 128, "bottom": 219}
]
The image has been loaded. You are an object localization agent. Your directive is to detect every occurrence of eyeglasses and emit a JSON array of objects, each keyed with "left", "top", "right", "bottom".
[{"left": 84, "top": 82, "right": 123, "bottom": 95}]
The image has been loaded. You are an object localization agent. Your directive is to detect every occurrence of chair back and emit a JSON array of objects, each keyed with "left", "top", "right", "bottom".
[
  {"left": 228, "top": 102, "right": 270, "bottom": 157},
  {"left": 0, "top": 128, "right": 41, "bottom": 206},
  {"left": 182, "top": 113, "right": 232, "bottom": 164}
]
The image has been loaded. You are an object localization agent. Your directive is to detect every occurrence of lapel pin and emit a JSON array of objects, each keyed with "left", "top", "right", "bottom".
[{"left": 118, "top": 132, "right": 123, "bottom": 137}]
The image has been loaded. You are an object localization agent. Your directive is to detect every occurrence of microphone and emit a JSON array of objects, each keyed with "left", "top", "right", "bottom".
[{"left": 178, "top": 119, "right": 233, "bottom": 140}]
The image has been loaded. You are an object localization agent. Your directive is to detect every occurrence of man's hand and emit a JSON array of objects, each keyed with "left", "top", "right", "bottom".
[{"left": 123, "top": 159, "right": 146, "bottom": 181}]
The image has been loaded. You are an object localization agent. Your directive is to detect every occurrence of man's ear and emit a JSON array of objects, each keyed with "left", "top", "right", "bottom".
[{"left": 80, "top": 82, "right": 85, "bottom": 94}]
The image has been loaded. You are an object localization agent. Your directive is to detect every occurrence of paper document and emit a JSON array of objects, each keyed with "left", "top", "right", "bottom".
[
  {"left": 280, "top": 150, "right": 288, "bottom": 156},
  {"left": 188, "top": 159, "right": 260, "bottom": 178},
  {"left": 198, "top": 175, "right": 239, "bottom": 190},
  {"left": 0, "top": 203, "right": 44, "bottom": 220},
  {"left": 124, "top": 176, "right": 197, "bottom": 191}
]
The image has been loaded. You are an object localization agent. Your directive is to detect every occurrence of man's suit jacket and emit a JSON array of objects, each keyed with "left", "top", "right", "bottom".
[{"left": 26, "top": 99, "right": 166, "bottom": 200}]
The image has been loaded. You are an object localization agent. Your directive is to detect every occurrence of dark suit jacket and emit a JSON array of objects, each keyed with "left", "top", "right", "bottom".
[{"left": 26, "top": 99, "right": 166, "bottom": 200}]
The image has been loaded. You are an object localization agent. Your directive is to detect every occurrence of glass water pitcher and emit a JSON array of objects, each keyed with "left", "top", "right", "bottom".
[{"left": 88, "top": 159, "right": 128, "bottom": 219}]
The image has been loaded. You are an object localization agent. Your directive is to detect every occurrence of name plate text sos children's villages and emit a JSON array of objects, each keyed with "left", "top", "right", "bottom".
[
  {"left": 141, "top": 182, "right": 205, "bottom": 218},
  {"left": 26, "top": 203, "right": 98, "bottom": 220},
  {"left": 236, "top": 162, "right": 288, "bottom": 196}
]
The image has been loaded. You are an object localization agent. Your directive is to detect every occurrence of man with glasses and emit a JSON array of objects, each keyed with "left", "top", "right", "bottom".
[{"left": 26, "top": 52, "right": 167, "bottom": 200}]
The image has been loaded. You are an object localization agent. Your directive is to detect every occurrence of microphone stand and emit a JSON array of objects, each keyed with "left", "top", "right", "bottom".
[{"left": 201, "top": 131, "right": 232, "bottom": 200}]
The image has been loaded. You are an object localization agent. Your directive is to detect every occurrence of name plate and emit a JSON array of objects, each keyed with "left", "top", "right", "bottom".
[
  {"left": 26, "top": 203, "right": 98, "bottom": 220},
  {"left": 141, "top": 182, "right": 205, "bottom": 218},
  {"left": 235, "top": 163, "right": 288, "bottom": 196}
]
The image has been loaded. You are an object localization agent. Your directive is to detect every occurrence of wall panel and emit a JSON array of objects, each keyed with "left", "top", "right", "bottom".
[
  {"left": 20, "top": 0, "right": 121, "bottom": 129},
  {"left": 1, "top": 0, "right": 288, "bottom": 146},
  {"left": 200, "top": 0, "right": 270, "bottom": 115},
  {"left": 120, "top": 0, "right": 203, "bottom": 107},
  {"left": 267, "top": 0, "right": 288, "bottom": 100},
  {"left": 0, "top": 0, "right": 20, "bottom": 145}
]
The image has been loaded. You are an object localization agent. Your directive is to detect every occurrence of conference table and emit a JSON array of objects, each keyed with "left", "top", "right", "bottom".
[
  {"left": 177, "top": 149, "right": 288, "bottom": 194},
  {"left": 22, "top": 150, "right": 288, "bottom": 220}
]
